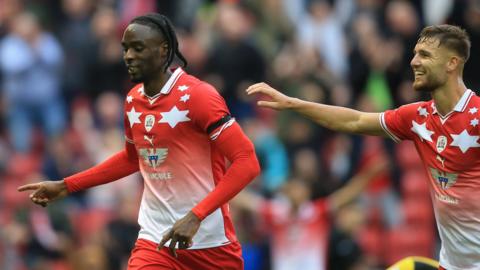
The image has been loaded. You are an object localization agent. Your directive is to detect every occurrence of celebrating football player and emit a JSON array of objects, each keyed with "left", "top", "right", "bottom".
[{"left": 247, "top": 25, "right": 478, "bottom": 270}]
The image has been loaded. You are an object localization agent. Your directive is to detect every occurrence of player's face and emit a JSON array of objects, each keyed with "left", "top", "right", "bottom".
[
  {"left": 410, "top": 38, "right": 450, "bottom": 92},
  {"left": 121, "top": 23, "right": 167, "bottom": 83}
]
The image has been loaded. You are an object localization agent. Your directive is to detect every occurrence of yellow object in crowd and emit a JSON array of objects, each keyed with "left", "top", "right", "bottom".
[{"left": 387, "top": 256, "right": 439, "bottom": 270}]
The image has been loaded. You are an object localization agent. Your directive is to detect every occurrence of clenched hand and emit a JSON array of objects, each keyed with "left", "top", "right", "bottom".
[{"left": 158, "top": 211, "right": 201, "bottom": 258}]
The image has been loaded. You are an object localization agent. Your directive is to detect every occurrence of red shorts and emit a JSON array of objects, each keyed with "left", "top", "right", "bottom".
[
  {"left": 127, "top": 239, "right": 244, "bottom": 270},
  {"left": 439, "top": 267, "right": 446, "bottom": 270}
]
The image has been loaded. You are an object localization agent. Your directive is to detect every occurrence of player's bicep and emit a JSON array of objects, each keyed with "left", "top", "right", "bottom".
[{"left": 356, "top": 112, "right": 388, "bottom": 137}]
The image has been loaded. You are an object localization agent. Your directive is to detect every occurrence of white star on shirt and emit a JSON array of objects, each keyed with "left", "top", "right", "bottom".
[
  {"left": 411, "top": 120, "right": 434, "bottom": 142},
  {"left": 469, "top": 107, "right": 478, "bottom": 114},
  {"left": 180, "top": 94, "right": 190, "bottom": 103},
  {"left": 126, "top": 107, "right": 142, "bottom": 128},
  {"left": 450, "top": 129, "right": 480, "bottom": 153},
  {"left": 417, "top": 107, "right": 429, "bottom": 117},
  {"left": 471, "top": 118, "right": 479, "bottom": 127},
  {"left": 159, "top": 106, "right": 190, "bottom": 128},
  {"left": 137, "top": 86, "right": 144, "bottom": 95},
  {"left": 178, "top": 85, "right": 189, "bottom": 92},
  {"left": 126, "top": 95, "right": 133, "bottom": 103}
]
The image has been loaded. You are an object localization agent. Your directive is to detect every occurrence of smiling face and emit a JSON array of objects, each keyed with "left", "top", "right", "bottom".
[
  {"left": 410, "top": 38, "right": 453, "bottom": 92},
  {"left": 121, "top": 23, "right": 167, "bottom": 83}
]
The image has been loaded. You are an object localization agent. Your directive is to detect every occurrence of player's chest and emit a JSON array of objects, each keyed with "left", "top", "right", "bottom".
[
  {"left": 412, "top": 113, "right": 480, "bottom": 170},
  {"left": 127, "top": 98, "right": 198, "bottom": 141}
]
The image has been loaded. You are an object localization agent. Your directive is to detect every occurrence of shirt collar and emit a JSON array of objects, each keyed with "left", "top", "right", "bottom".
[
  {"left": 160, "top": 67, "right": 184, "bottom": 95},
  {"left": 140, "top": 67, "right": 184, "bottom": 98},
  {"left": 431, "top": 89, "right": 473, "bottom": 115}
]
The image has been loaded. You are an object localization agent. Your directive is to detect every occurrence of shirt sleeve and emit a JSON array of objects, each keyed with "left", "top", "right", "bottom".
[
  {"left": 188, "top": 82, "right": 232, "bottom": 139},
  {"left": 64, "top": 96, "right": 139, "bottom": 193},
  {"left": 124, "top": 102, "right": 134, "bottom": 144},
  {"left": 191, "top": 122, "right": 261, "bottom": 220},
  {"left": 64, "top": 147, "right": 139, "bottom": 193},
  {"left": 380, "top": 103, "right": 421, "bottom": 142}
]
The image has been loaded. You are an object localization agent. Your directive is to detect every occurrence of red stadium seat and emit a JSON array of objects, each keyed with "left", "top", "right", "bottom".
[
  {"left": 395, "top": 141, "right": 423, "bottom": 171},
  {"left": 6, "top": 153, "right": 41, "bottom": 179},
  {"left": 402, "top": 198, "right": 434, "bottom": 228},
  {"left": 384, "top": 225, "right": 435, "bottom": 265},
  {"left": 401, "top": 170, "right": 430, "bottom": 200},
  {"left": 69, "top": 208, "right": 113, "bottom": 244},
  {"left": 357, "top": 225, "right": 384, "bottom": 259}
]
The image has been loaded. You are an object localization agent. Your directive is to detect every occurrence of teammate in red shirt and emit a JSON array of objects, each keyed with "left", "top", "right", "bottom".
[
  {"left": 247, "top": 25, "right": 476, "bottom": 270},
  {"left": 18, "top": 13, "right": 260, "bottom": 270}
]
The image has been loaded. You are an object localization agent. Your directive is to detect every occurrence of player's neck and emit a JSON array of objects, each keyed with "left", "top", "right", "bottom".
[
  {"left": 431, "top": 78, "right": 467, "bottom": 116},
  {"left": 143, "top": 70, "right": 173, "bottom": 97}
]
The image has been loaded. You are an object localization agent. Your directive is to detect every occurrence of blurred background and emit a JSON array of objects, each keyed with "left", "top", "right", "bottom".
[{"left": 0, "top": 0, "right": 479, "bottom": 269}]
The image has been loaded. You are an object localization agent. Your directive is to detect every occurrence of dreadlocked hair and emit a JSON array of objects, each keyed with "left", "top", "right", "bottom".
[{"left": 130, "top": 13, "right": 188, "bottom": 71}]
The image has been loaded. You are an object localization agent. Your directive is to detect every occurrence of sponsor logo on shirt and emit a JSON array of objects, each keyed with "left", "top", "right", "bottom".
[
  {"left": 148, "top": 171, "right": 173, "bottom": 180},
  {"left": 139, "top": 148, "right": 168, "bottom": 168},
  {"left": 429, "top": 167, "right": 458, "bottom": 190},
  {"left": 435, "top": 194, "right": 459, "bottom": 204}
]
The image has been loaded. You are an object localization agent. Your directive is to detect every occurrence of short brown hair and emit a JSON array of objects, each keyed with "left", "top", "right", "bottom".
[{"left": 418, "top": 24, "right": 471, "bottom": 61}]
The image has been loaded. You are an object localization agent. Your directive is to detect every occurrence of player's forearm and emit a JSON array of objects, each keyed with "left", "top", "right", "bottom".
[
  {"left": 192, "top": 149, "right": 260, "bottom": 220},
  {"left": 64, "top": 150, "right": 139, "bottom": 193},
  {"left": 289, "top": 98, "right": 365, "bottom": 134},
  {"left": 192, "top": 124, "right": 260, "bottom": 220}
]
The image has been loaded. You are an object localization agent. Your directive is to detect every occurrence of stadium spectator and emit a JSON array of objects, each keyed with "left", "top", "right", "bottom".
[
  {"left": 0, "top": 11, "right": 65, "bottom": 153},
  {"left": 232, "top": 158, "right": 387, "bottom": 270}
]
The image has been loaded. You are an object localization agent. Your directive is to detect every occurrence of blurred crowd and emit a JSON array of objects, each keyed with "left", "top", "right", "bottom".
[{"left": 0, "top": 0, "right": 479, "bottom": 269}]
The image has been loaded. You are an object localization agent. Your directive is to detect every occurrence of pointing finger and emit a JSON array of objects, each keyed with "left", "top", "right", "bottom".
[
  {"left": 158, "top": 230, "right": 172, "bottom": 251},
  {"left": 18, "top": 183, "right": 41, "bottom": 192},
  {"left": 169, "top": 235, "right": 178, "bottom": 258}
]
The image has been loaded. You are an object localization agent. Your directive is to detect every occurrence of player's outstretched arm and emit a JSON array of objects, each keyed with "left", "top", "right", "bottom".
[
  {"left": 63, "top": 148, "right": 139, "bottom": 193},
  {"left": 246, "top": 82, "right": 386, "bottom": 136},
  {"left": 328, "top": 159, "right": 389, "bottom": 212},
  {"left": 18, "top": 180, "right": 69, "bottom": 207},
  {"left": 18, "top": 147, "right": 139, "bottom": 207}
]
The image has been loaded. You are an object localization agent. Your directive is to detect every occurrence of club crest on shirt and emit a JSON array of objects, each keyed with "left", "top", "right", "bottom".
[
  {"left": 429, "top": 167, "right": 458, "bottom": 190},
  {"left": 139, "top": 148, "right": 168, "bottom": 168},
  {"left": 145, "top": 115, "right": 155, "bottom": 132},
  {"left": 436, "top": 135, "right": 448, "bottom": 153}
]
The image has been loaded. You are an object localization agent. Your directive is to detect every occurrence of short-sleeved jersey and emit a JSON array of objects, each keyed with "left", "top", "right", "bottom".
[
  {"left": 261, "top": 198, "right": 331, "bottom": 270},
  {"left": 380, "top": 89, "right": 480, "bottom": 270},
  {"left": 124, "top": 68, "right": 237, "bottom": 249}
]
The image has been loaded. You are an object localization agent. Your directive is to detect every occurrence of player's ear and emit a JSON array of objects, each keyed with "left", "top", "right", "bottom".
[
  {"left": 159, "top": 42, "right": 169, "bottom": 58},
  {"left": 446, "top": 56, "right": 460, "bottom": 73}
]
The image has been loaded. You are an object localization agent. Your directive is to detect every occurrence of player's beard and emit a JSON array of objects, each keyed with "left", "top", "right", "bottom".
[
  {"left": 130, "top": 75, "right": 143, "bottom": 83},
  {"left": 129, "top": 70, "right": 148, "bottom": 84},
  {"left": 413, "top": 72, "right": 446, "bottom": 92}
]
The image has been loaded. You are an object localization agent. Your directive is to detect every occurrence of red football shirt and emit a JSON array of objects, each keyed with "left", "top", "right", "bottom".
[
  {"left": 124, "top": 68, "right": 237, "bottom": 249},
  {"left": 381, "top": 89, "right": 480, "bottom": 269}
]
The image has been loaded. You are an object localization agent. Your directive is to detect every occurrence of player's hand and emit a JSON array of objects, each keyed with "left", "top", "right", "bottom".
[
  {"left": 17, "top": 180, "right": 69, "bottom": 207},
  {"left": 158, "top": 211, "right": 201, "bottom": 258},
  {"left": 246, "top": 82, "right": 295, "bottom": 110}
]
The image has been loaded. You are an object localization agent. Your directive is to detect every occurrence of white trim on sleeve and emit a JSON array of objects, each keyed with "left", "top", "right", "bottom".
[
  {"left": 379, "top": 113, "right": 401, "bottom": 143},
  {"left": 210, "top": 118, "right": 235, "bottom": 141},
  {"left": 125, "top": 136, "right": 134, "bottom": 144}
]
